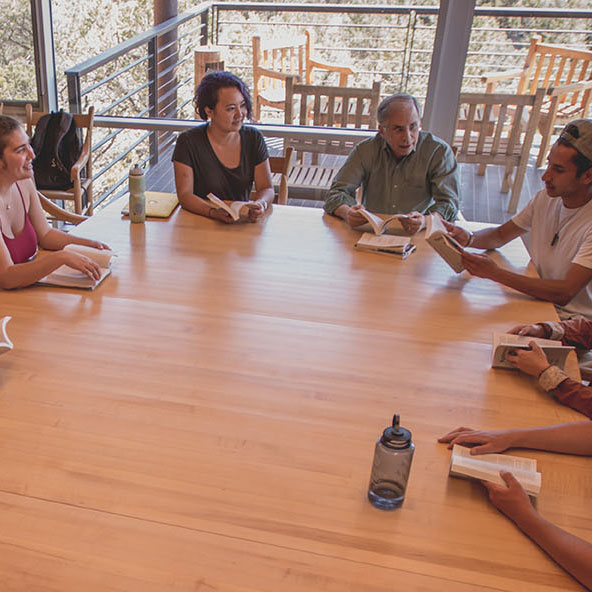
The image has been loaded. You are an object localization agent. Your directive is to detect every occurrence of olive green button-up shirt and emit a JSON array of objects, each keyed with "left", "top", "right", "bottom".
[{"left": 324, "top": 131, "right": 460, "bottom": 220}]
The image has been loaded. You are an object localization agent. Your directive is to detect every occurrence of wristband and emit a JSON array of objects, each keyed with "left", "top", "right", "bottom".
[{"left": 465, "top": 231, "right": 474, "bottom": 247}]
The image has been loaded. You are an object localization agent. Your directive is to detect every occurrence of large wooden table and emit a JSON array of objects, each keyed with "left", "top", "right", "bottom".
[{"left": 0, "top": 204, "right": 590, "bottom": 591}]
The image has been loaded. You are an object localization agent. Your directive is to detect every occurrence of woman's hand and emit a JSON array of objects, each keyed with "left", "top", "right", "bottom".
[
  {"left": 210, "top": 208, "right": 234, "bottom": 224},
  {"left": 438, "top": 426, "right": 518, "bottom": 454},
  {"left": 61, "top": 251, "right": 102, "bottom": 280},
  {"left": 85, "top": 240, "right": 111, "bottom": 251},
  {"left": 246, "top": 201, "right": 266, "bottom": 223}
]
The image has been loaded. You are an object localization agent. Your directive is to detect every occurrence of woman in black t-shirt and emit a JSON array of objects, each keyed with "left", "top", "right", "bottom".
[{"left": 172, "top": 71, "right": 274, "bottom": 223}]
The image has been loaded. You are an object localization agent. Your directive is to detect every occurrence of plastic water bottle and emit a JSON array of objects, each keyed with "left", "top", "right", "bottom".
[
  {"left": 129, "top": 164, "right": 146, "bottom": 223},
  {"left": 368, "top": 414, "right": 415, "bottom": 510}
]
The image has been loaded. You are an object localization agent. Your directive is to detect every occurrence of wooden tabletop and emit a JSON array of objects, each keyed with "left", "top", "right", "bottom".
[{"left": 0, "top": 204, "right": 589, "bottom": 591}]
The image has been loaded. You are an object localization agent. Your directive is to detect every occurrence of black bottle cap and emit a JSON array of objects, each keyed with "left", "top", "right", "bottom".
[{"left": 380, "top": 414, "right": 412, "bottom": 449}]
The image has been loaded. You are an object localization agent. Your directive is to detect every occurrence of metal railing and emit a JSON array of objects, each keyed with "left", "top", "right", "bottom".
[{"left": 62, "top": 2, "right": 592, "bottom": 210}]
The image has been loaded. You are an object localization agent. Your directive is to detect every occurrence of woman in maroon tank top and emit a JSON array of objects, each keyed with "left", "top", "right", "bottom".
[{"left": 0, "top": 115, "right": 110, "bottom": 289}]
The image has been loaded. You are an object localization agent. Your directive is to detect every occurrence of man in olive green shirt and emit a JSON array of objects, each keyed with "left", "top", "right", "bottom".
[{"left": 324, "top": 93, "right": 460, "bottom": 234}]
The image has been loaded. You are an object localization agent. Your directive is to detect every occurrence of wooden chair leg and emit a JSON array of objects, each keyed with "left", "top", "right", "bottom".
[
  {"left": 501, "top": 165, "right": 514, "bottom": 194},
  {"left": 508, "top": 164, "right": 527, "bottom": 214},
  {"left": 477, "top": 164, "right": 486, "bottom": 176}
]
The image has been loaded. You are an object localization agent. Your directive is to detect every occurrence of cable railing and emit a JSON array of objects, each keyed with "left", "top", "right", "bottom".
[{"left": 61, "top": 2, "right": 592, "bottom": 211}]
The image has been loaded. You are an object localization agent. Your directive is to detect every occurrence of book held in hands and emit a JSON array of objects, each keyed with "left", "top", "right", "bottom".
[
  {"left": 38, "top": 244, "right": 114, "bottom": 290},
  {"left": 492, "top": 332, "right": 574, "bottom": 370},
  {"left": 358, "top": 208, "right": 406, "bottom": 235},
  {"left": 449, "top": 444, "right": 541, "bottom": 497},
  {"left": 206, "top": 193, "right": 256, "bottom": 222},
  {"left": 354, "top": 233, "right": 416, "bottom": 259},
  {"left": 425, "top": 214, "right": 465, "bottom": 273}
]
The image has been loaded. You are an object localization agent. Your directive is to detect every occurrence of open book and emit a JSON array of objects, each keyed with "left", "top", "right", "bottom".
[
  {"left": 358, "top": 209, "right": 406, "bottom": 235},
  {"left": 354, "top": 233, "right": 416, "bottom": 259},
  {"left": 492, "top": 332, "right": 574, "bottom": 370},
  {"left": 38, "top": 244, "right": 113, "bottom": 290},
  {"left": 450, "top": 444, "right": 541, "bottom": 497},
  {"left": 206, "top": 193, "right": 255, "bottom": 222},
  {"left": 425, "top": 214, "right": 465, "bottom": 273},
  {"left": 0, "top": 316, "right": 13, "bottom": 355}
]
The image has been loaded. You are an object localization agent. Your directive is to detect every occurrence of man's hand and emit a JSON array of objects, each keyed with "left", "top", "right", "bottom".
[
  {"left": 399, "top": 211, "right": 425, "bottom": 235},
  {"left": 442, "top": 220, "right": 472, "bottom": 247},
  {"left": 438, "top": 426, "right": 517, "bottom": 454},
  {"left": 482, "top": 471, "right": 537, "bottom": 525},
  {"left": 508, "top": 324, "right": 546, "bottom": 338},
  {"left": 344, "top": 204, "right": 369, "bottom": 228},
  {"left": 461, "top": 250, "right": 500, "bottom": 279},
  {"left": 506, "top": 341, "right": 551, "bottom": 377}
]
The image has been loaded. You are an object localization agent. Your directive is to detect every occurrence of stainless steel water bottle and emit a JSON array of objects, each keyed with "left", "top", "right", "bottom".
[
  {"left": 368, "top": 414, "right": 414, "bottom": 510},
  {"left": 129, "top": 164, "right": 146, "bottom": 223}
]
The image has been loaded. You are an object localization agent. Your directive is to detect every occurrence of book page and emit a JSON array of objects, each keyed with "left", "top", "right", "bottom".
[
  {"left": 355, "top": 233, "right": 410, "bottom": 251},
  {"left": 451, "top": 445, "right": 541, "bottom": 496},
  {"left": 359, "top": 209, "right": 384, "bottom": 234}
]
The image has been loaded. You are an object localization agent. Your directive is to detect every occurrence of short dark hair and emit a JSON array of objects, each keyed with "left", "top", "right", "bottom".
[
  {"left": 193, "top": 71, "right": 252, "bottom": 121},
  {"left": 0, "top": 115, "right": 23, "bottom": 158},
  {"left": 377, "top": 94, "right": 421, "bottom": 125},
  {"left": 557, "top": 137, "right": 592, "bottom": 177}
]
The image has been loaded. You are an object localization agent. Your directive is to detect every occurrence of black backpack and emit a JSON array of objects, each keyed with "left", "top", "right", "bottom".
[{"left": 31, "top": 110, "right": 82, "bottom": 190}]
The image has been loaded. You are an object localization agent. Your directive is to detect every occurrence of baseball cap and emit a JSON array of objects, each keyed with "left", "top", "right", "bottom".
[{"left": 559, "top": 119, "right": 592, "bottom": 161}]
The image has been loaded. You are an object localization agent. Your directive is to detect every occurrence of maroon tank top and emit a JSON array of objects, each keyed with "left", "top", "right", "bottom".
[{"left": 1, "top": 183, "right": 38, "bottom": 264}]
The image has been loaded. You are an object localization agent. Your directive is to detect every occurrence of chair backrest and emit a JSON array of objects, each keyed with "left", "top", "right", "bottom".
[
  {"left": 252, "top": 34, "right": 309, "bottom": 97},
  {"left": 453, "top": 88, "right": 545, "bottom": 166},
  {"left": 519, "top": 36, "right": 592, "bottom": 92},
  {"left": 512, "top": 36, "right": 592, "bottom": 115},
  {"left": 285, "top": 79, "right": 381, "bottom": 129}
]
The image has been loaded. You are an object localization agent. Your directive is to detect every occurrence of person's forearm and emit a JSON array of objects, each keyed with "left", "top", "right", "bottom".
[
  {"left": 485, "top": 266, "right": 574, "bottom": 306},
  {"left": 178, "top": 193, "right": 213, "bottom": 217},
  {"left": 253, "top": 187, "right": 274, "bottom": 207},
  {"left": 0, "top": 251, "right": 68, "bottom": 290},
  {"left": 470, "top": 226, "right": 515, "bottom": 250},
  {"left": 515, "top": 512, "right": 592, "bottom": 590},
  {"left": 428, "top": 200, "right": 458, "bottom": 222},
  {"left": 333, "top": 204, "right": 351, "bottom": 220},
  {"left": 507, "top": 422, "right": 592, "bottom": 455}
]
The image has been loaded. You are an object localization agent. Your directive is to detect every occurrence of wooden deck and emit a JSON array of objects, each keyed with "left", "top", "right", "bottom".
[{"left": 149, "top": 137, "right": 545, "bottom": 224}]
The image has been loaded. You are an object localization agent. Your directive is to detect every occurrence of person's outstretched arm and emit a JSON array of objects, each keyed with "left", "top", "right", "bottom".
[
  {"left": 438, "top": 421, "right": 592, "bottom": 456},
  {"left": 484, "top": 471, "right": 592, "bottom": 591}
]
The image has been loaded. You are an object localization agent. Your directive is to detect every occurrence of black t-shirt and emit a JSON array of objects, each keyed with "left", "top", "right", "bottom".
[{"left": 172, "top": 124, "right": 269, "bottom": 202}]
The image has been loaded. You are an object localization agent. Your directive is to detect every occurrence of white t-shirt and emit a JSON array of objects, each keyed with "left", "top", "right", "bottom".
[{"left": 512, "top": 189, "right": 592, "bottom": 319}]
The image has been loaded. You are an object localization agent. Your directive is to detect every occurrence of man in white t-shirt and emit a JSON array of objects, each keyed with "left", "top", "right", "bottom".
[{"left": 444, "top": 118, "right": 592, "bottom": 319}]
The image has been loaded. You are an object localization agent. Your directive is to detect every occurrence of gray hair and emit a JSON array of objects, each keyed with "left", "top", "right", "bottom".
[{"left": 377, "top": 94, "right": 421, "bottom": 125}]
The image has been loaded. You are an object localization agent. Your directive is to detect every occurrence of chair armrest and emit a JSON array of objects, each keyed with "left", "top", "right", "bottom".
[
  {"left": 256, "top": 67, "right": 302, "bottom": 82},
  {"left": 38, "top": 191, "right": 88, "bottom": 225},
  {"left": 547, "top": 79, "right": 592, "bottom": 95},
  {"left": 480, "top": 69, "right": 525, "bottom": 84},
  {"left": 308, "top": 59, "right": 354, "bottom": 77},
  {"left": 70, "top": 143, "right": 91, "bottom": 181}
]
